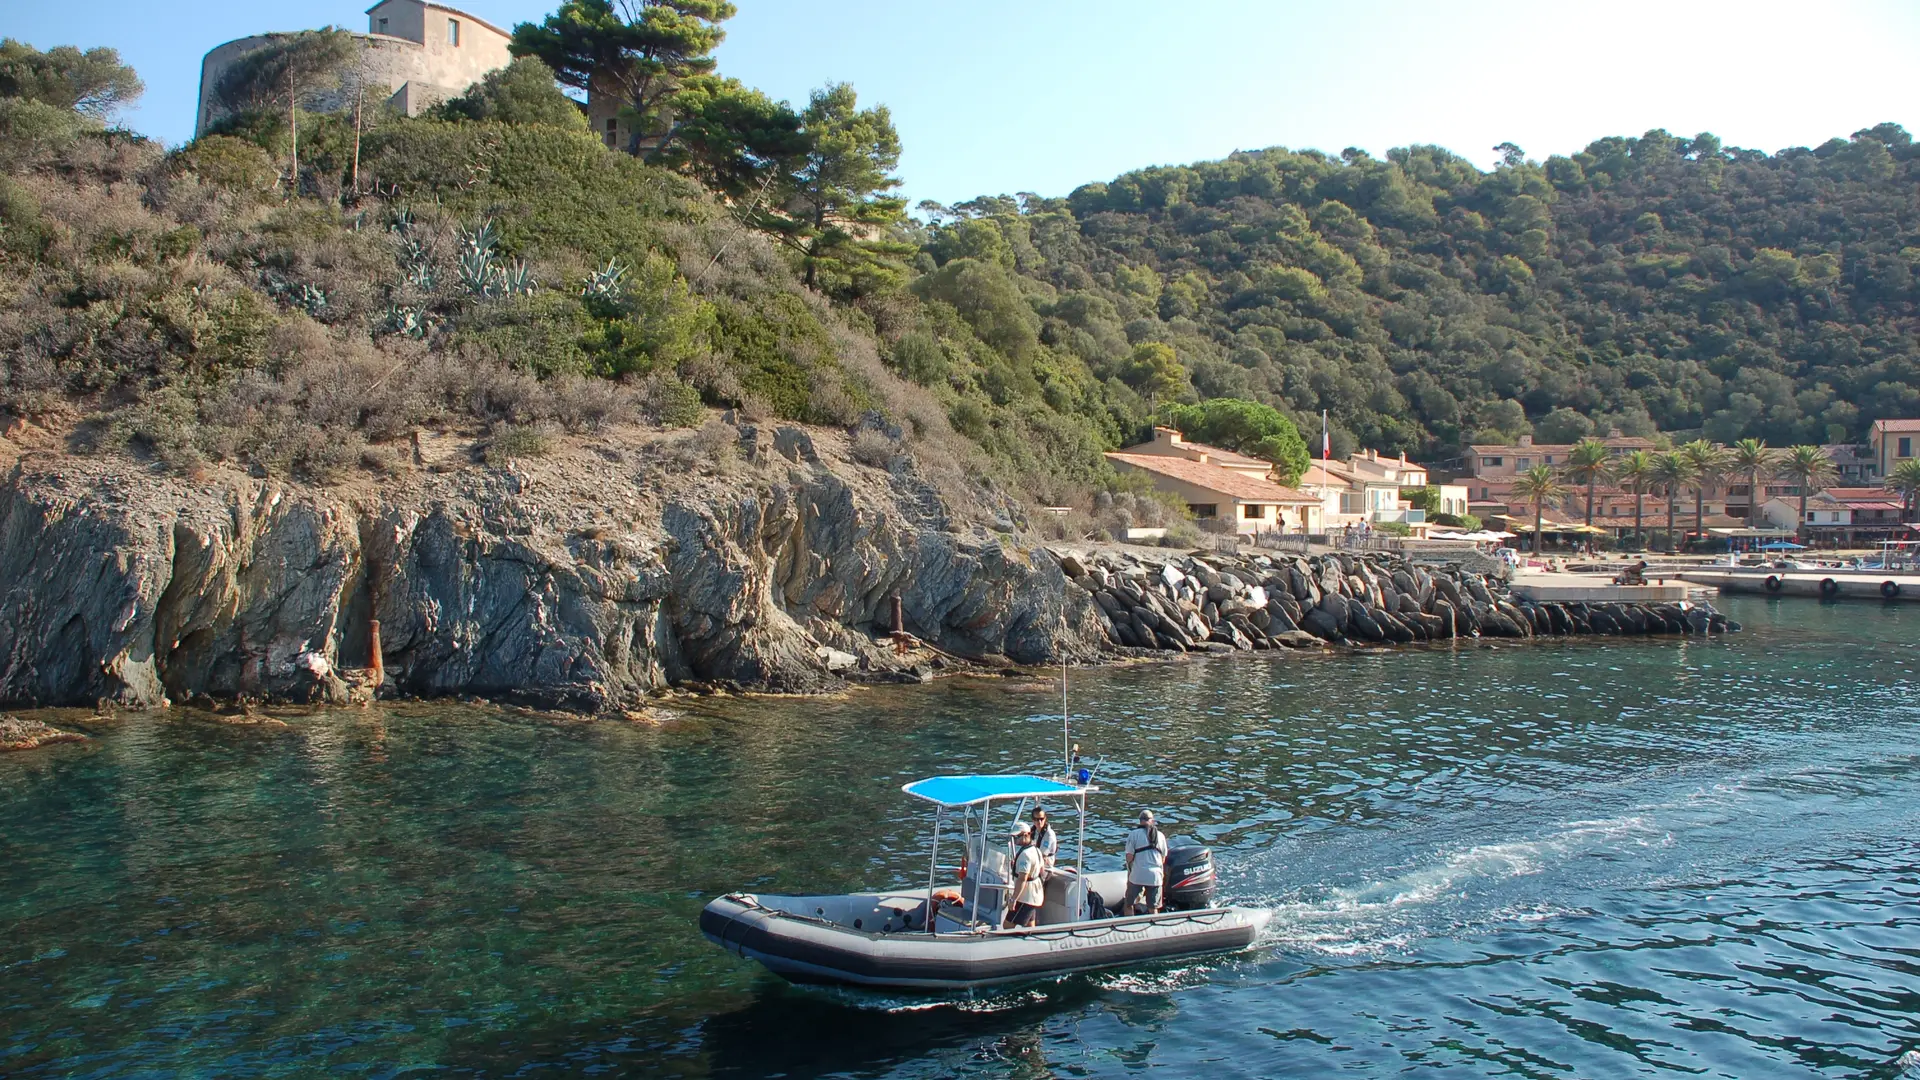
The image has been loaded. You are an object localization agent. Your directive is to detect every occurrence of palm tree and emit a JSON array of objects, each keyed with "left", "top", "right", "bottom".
[
  {"left": 1649, "top": 452, "right": 1696, "bottom": 553},
  {"left": 1565, "top": 439, "right": 1613, "bottom": 531},
  {"left": 1728, "top": 438, "right": 1779, "bottom": 532},
  {"left": 1510, "top": 464, "right": 1566, "bottom": 554},
  {"left": 1778, "top": 445, "right": 1837, "bottom": 543},
  {"left": 1613, "top": 449, "right": 1655, "bottom": 548},
  {"left": 1680, "top": 439, "right": 1730, "bottom": 548},
  {"left": 1890, "top": 459, "right": 1920, "bottom": 523}
]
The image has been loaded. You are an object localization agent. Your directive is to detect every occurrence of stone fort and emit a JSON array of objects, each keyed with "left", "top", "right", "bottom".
[{"left": 195, "top": 0, "right": 511, "bottom": 136}]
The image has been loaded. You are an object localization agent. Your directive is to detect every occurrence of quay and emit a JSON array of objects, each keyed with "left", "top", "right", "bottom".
[
  {"left": 1509, "top": 572, "right": 1689, "bottom": 604},
  {"left": 1678, "top": 568, "right": 1920, "bottom": 601}
]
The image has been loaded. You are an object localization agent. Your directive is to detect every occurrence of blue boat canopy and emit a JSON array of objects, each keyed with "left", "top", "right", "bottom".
[{"left": 902, "top": 774, "right": 1088, "bottom": 807}]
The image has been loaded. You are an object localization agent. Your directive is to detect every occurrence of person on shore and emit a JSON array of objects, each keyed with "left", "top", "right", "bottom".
[
  {"left": 1030, "top": 807, "right": 1058, "bottom": 870},
  {"left": 1005, "top": 822, "right": 1045, "bottom": 928},
  {"left": 1122, "top": 810, "right": 1169, "bottom": 915}
]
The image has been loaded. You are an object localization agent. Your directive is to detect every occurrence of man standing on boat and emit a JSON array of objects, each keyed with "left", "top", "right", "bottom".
[
  {"left": 1123, "top": 810, "right": 1169, "bottom": 915},
  {"left": 1030, "top": 808, "right": 1058, "bottom": 870},
  {"left": 1005, "top": 822, "right": 1046, "bottom": 928}
]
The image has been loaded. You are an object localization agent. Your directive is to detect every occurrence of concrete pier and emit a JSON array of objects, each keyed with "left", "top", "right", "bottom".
[
  {"left": 1679, "top": 568, "right": 1920, "bottom": 601},
  {"left": 1510, "top": 572, "right": 1690, "bottom": 603}
]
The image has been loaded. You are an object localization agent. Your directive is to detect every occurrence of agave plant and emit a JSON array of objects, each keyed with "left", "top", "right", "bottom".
[
  {"left": 580, "top": 257, "right": 628, "bottom": 302},
  {"left": 382, "top": 304, "right": 427, "bottom": 339},
  {"left": 497, "top": 258, "right": 537, "bottom": 298},
  {"left": 455, "top": 219, "right": 535, "bottom": 300}
]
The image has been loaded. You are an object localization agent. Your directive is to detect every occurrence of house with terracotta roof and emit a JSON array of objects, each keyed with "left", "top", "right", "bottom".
[
  {"left": 1106, "top": 451, "right": 1321, "bottom": 536},
  {"left": 1870, "top": 419, "right": 1920, "bottom": 479},
  {"left": 1117, "top": 427, "right": 1277, "bottom": 479}
]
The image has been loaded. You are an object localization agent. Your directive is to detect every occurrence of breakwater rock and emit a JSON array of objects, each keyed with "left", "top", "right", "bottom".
[
  {"left": 0, "top": 424, "right": 1099, "bottom": 713},
  {"left": 1058, "top": 547, "right": 1737, "bottom": 653}
]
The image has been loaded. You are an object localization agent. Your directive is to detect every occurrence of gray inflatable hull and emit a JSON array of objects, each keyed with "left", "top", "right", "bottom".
[{"left": 701, "top": 893, "right": 1272, "bottom": 990}]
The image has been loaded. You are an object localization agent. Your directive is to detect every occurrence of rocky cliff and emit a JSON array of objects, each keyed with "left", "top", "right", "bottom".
[{"left": 0, "top": 421, "right": 1102, "bottom": 713}]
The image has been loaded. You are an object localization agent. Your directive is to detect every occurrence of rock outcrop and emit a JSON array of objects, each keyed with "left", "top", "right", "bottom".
[
  {"left": 0, "top": 423, "right": 1101, "bottom": 712},
  {"left": 1059, "top": 547, "right": 1737, "bottom": 652}
]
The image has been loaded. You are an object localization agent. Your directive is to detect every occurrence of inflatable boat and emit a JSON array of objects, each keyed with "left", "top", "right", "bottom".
[{"left": 701, "top": 773, "right": 1271, "bottom": 991}]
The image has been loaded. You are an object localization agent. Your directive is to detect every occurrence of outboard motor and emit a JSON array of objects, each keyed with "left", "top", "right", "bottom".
[{"left": 1163, "top": 838, "right": 1217, "bottom": 911}]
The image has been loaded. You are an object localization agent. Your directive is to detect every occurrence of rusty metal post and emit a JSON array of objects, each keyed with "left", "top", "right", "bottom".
[
  {"left": 369, "top": 618, "right": 384, "bottom": 687},
  {"left": 891, "top": 595, "right": 905, "bottom": 635}
]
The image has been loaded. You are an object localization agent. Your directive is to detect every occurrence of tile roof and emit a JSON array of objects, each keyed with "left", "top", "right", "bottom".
[
  {"left": 1106, "top": 453, "right": 1319, "bottom": 503},
  {"left": 1872, "top": 418, "right": 1920, "bottom": 432},
  {"left": 1118, "top": 435, "right": 1268, "bottom": 469},
  {"left": 1826, "top": 486, "right": 1896, "bottom": 500}
]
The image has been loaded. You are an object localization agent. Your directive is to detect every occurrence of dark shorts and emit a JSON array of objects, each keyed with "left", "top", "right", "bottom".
[
  {"left": 1123, "top": 882, "right": 1161, "bottom": 913},
  {"left": 1008, "top": 902, "right": 1041, "bottom": 927}
]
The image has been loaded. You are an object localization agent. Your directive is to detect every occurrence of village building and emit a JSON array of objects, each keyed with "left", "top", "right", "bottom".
[
  {"left": 1759, "top": 491, "right": 1853, "bottom": 535},
  {"left": 1463, "top": 432, "right": 1658, "bottom": 481},
  {"left": 1870, "top": 419, "right": 1920, "bottom": 480},
  {"left": 1821, "top": 443, "right": 1878, "bottom": 484},
  {"left": 1106, "top": 442, "right": 1321, "bottom": 536},
  {"left": 196, "top": 0, "right": 511, "bottom": 136}
]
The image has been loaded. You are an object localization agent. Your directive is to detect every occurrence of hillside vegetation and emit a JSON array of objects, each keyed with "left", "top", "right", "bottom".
[
  {"left": 1, "top": 20, "right": 1916, "bottom": 517},
  {"left": 914, "top": 127, "right": 1920, "bottom": 462}
]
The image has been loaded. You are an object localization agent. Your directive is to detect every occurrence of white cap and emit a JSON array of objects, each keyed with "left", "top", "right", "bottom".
[
  {"left": 1138, "top": 809, "right": 1155, "bottom": 823},
  {"left": 1011, "top": 821, "right": 1032, "bottom": 836}
]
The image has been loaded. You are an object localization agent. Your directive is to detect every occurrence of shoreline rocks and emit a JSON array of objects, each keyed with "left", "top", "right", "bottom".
[
  {"left": 1058, "top": 547, "right": 1737, "bottom": 653},
  {"left": 0, "top": 714, "right": 89, "bottom": 751}
]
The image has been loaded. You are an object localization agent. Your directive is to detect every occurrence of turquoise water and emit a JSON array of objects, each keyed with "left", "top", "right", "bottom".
[{"left": 5, "top": 595, "right": 1920, "bottom": 1078}]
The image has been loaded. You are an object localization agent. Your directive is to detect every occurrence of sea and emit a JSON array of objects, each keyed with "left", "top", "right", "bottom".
[{"left": 4, "top": 593, "right": 1918, "bottom": 1078}]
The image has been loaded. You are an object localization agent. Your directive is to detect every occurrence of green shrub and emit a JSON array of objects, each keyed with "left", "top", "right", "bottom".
[
  {"left": 0, "top": 97, "right": 89, "bottom": 166},
  {"left": 641, "top": 373, "right": 705, "bottom": 427},
  {"left": 173, "top": 134, "right": 277, "bottom": 193},
  {"left": 484, "top": 424, "right": 552, "bottom": 463}
]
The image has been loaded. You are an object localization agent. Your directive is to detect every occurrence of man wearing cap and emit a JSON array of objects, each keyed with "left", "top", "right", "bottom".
[
  {"left": 1122, "top": 809, "right": 1169, "bottom": 915},
  {"left": 1004, "top": 822, "right": 1046, "bottom": 928}
]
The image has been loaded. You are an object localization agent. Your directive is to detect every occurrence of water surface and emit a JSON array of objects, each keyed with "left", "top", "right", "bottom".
[{"left": 5, "top": 595, "right": 1919, "bottom": 1077}]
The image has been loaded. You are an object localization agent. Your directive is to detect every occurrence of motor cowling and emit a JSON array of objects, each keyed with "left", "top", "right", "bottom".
[{"left": 1163, "top": 840, "right": 1216, "bottom": 910}]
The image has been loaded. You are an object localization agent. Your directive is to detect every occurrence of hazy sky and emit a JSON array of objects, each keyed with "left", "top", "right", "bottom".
[{"left": 8, "top": 0, "right": 1918, "bottom": 205}]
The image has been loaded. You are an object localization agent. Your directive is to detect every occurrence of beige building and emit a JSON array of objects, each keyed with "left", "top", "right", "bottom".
[
  {"left": 1465, "top": 433, "right": 1658, "bottom": 480},
  {"left": 1106, "top": 452, "right": 1321, "bottom": 536},
  {"left": 1871, "top": 419, "right": 1920, "bottom": 479},
  {"left": 196, "top": 0, "right": 511, "bottom": 136}
]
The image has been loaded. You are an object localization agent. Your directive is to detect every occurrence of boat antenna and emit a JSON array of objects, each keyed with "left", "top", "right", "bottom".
[{"left": 1061, "top": 608, "right": 1071, "bottom": 780}]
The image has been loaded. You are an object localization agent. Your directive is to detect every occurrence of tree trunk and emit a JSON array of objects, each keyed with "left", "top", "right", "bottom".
[
  {"left": 1666, "top": 490, "right": 1677, "bottom": 554},
  {"left": 288, "top": 100, "right": 299, "bottom": 195},
  {"left": 1747, "top": 468, "right": 1759, "bottom": 528},
  {"left": 1534, "top": 500, "right": 1544, "bottom": 554},
  {"left": 349, "top": 85, "right": 363, "bottom": 198},
  {"left": 1585, "top": 481, "right": 1595, "bottom": 528},
  {"left": 1693, "top": 487, "right": 1705, "bottom": 548},
  {"left": 1797, "top": 488, "right": 1809, "bottom": 542},
  {"left": 1632, "top": 483, "right": 1644, "bottom": 546}
]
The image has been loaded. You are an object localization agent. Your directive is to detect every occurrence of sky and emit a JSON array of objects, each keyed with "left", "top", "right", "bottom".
[{"left": 7, "top": 0, "right": 1919, "bottom": 206}]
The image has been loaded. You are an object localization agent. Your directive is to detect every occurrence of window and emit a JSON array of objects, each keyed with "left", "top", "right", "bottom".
[
  {"left": 1727, "top": 484, "right": 1749, "bottom": 496},
  {"left": 1901, "top": 436, "right": 1913, "bottom": 457},
  {"left": 448, "top": 18, "right": 460, "bottom": 45},
  {"left": 604, "top": 117, "right": 617, "bottom": 148},
  {"left": 1515, "top": 457, "right": 1531, "bottom": 468},
  {"left": 1242, "top": 504, "right": 1267, "bottom": 520},
  {"left": 1189, "top": 504, "right": 1218, "bottom": 519},
  {"left": 377, "top": 16, "right": 389, "bottom": 32},
  {"left": 1543, "top": 455, "right": 1554, "bottom": 465},
  {"left": 1482, "top": 456, "right": 1503, "bottom": 468}
]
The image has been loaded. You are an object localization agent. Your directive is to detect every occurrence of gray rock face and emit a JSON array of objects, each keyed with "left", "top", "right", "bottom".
[
  {"left": 1058, "top": 546, "right": 1733, "bottom": 656},
  {"left": 0, "top": 436, "right": 1100, "bottom": 712}
]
